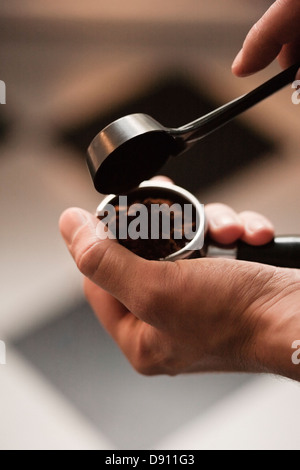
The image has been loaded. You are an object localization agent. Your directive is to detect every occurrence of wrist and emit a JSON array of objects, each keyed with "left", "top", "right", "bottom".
[{"left": 246, "top": 268, "right": 300, "bottom": 381}]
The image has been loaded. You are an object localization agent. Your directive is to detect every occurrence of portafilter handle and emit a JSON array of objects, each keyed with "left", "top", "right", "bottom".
[{"left": 205, "top": 236, "right": 300, "bottom": 269}]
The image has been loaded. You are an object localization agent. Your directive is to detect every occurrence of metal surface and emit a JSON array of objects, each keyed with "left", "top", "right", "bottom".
[
  {"left": 87, "top": 114, "right": 178, "bottom": 195},
  {"left": 87, "top": 62, "right": 300, "bottom": 194},
  {"left": 96, "top": 181, "right": 206, "bottom": 262},
  {"left": 95, "top": 181, "right": 300, "bottom": 267},
  {"left": 205, "top": 244, "right": 237, "bottom": 260}
]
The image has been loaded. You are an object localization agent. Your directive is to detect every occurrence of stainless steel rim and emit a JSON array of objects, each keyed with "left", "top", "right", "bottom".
[{"left": 96, "top": 181, "right": 205, "bottom": 261}]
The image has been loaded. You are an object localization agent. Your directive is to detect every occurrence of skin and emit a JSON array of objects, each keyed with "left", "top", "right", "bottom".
[
  {"left": 59, "top": 1, "right": 300, "bottom": 381},
  {"left": 59, "top": 191, "right": 300, "bottom": 382},
  {"left": 232, "top": 0, "right": 300, "bottom": 79}
]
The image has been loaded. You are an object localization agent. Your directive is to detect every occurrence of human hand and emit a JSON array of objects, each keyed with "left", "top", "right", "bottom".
[
  {"left": 232, "top": 0, "right": 300, "bottom": 78},
  {"left": 59, "top": 197, "right": 300, "bottom": 381}
]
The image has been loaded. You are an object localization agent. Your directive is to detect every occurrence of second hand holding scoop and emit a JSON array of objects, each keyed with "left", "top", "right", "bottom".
[{"left": 87, "top": 62, "right": 300, "bottom": 195}]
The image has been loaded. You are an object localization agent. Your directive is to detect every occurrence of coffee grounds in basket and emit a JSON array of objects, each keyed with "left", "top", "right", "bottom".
[{"left": 98, "top": 197, "right": 196, "bottom": 260}]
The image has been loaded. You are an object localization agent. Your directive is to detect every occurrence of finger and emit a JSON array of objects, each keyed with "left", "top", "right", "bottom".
[
  {"left": 84, "top": 277, "right": 130, "bottom": 331},
  {"left": 84, "top": 277, "right": 164, "bottom": 375},
  {"left": 150, "top": 175, "right": 174, "bottom": 184},
  {"left": 232, "top": 0, "right": 300, "bottom": 77},
  {"left": 59, "top": 207, "right": 177, "bottom": 327},
  {"left": 59, "top": 207, "right": 145, "bottom": 311},
  {"left": 238, "top": 211, "right": 275, "bottom": 246},
  {"left": 84, "top": 277, "right": 139, "bottom": 345},
  {"left": 278, "top": 40, "right": 300, "bottom": 79},
  {"left": 205, "top": 203, "right": 244, "bottom": 245}
]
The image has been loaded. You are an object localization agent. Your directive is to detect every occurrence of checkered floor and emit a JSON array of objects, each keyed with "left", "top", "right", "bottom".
[
  {"left": 12, "top": 299, "right": 254, "bottom": 449},
  {"left": 1, "top": 1, "right": 300, "bottom": 450}
]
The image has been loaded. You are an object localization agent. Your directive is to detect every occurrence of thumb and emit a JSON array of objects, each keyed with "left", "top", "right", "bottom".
[{"left": 59, "top": 207, "right": 173, "bottom": 322}]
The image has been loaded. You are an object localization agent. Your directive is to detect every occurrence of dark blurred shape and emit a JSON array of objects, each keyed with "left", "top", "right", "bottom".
[
  {"left": 13, "top": 299, "right": 252, "bottom": 449},
  {"left": 0, "top": 110, "right": 9, "bottom": 146},
  {"left": 59, "top": 73, "right": 276, "bottom": 194}
]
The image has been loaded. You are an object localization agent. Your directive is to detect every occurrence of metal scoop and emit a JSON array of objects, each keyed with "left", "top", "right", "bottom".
[{"left": 87, "top": 62, "right": 300, "bottom": 195}]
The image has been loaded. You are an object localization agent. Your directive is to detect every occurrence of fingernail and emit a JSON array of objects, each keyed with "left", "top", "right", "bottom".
[
  {"left": 96, "top": 220, "right": 116, "bottom": 240},
  {"left": 232, "top": 49, "right": 254, "bottom": 77},
  {"left": 232, "top": 49, "right": 244, "bottom": 72},
  {"left": 246, "top": 219, "right": 271, "bottom": 234},
  {"left": 60, "top": 208, "right": 88, "bottom": 245},
  {"left": 211, "top": 214, "right": 238, "bottom": 229}
]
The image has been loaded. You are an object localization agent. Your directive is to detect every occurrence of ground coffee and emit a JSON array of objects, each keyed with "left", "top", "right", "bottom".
[{"left": 98, "top": 196, "right": 196, "bottom": 260}]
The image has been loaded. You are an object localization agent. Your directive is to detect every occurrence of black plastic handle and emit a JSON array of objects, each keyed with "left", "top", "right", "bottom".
[
  {"left": 205, "top": 236, "right": 300, "bottom": 269},
  {"left": 237, "top": 236, "right": 300, "bottom": 269},
  {"left": 173, "top": 61, "right": 300, "bottom": 144}
]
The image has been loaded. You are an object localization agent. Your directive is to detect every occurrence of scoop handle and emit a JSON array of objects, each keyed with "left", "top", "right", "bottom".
[{"left": 172, "top": 62, "right": 300, "bottom": 144}]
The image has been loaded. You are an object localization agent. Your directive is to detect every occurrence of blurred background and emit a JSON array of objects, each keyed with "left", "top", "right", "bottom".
[{"left": 1, "top": 0, "right": 300, "bottom": 450}]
